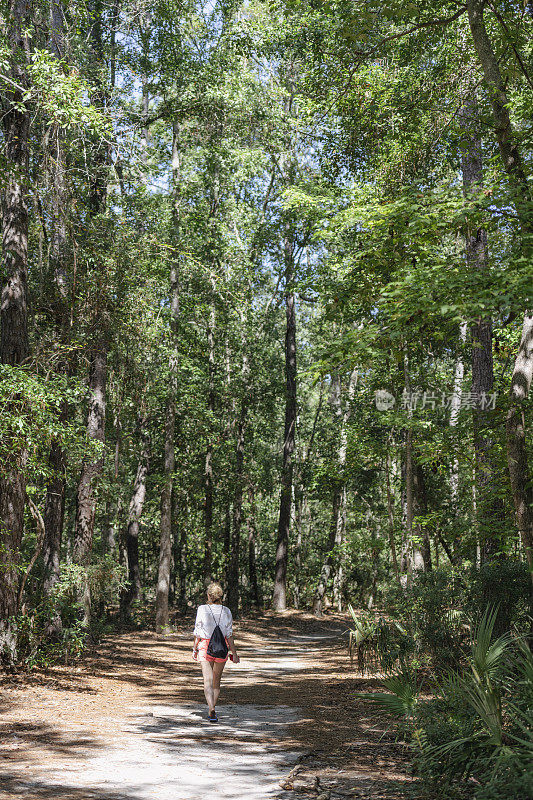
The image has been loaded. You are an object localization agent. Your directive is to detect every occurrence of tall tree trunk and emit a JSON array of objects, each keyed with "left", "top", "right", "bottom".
[
  {"left": 74, "top": 342, "right": 107, "bottom": 630},
  {"left": 293, "top": 382, "right": 322, "bottom": 607},
  {"left": 73, "top": 0, "right": 110, "bottom": 626},
  {"left": 0, "top": 0, "right": 31, "bottom": 658},
  {"left": 333, "top": 368, "right": 357, "bottom": 610},
  {"left": 403, "top": 356, "right": 415, "bottom": 581},
  {"left": 466, "top": 0, "right": 532, "bottom": 220},
  {"left": 272, "top": 228, "right": 297, "bottom": 611},
  {"left": 155, "top": 121, "right": 180, "bottom": 632},
  {"left": 102, "top": 406, "right": 122, "bottom": 556},
  {"left": 414, "top": 462, "right": 432, "bottom": 572},
  {"left": 313, "top": 486, "right": 341, "bottom": 617},
  {"left": 449, "top": 321, "right": 467, "bottom": 558},
  {"left": 173, "top": 488, "right": 187, "bottom": 609},
  {"left": 42, "top": 439, "right": 66, "bottom": 594},
  {"left": 314, "top": 369, "right": 354, "bottom": 615},
  {"left": 156, "top": 394, "right": 174, "bottom": 631},
  {"left": 466, "top": 1, "right": 533, "bottom": 571},
  {"left": 506, "top": 316, "right": 533, "bottom": 573},
  {"left": 293, "top": 486, "right": 302, "bottom": 609},
  {"left": 227, "top": 325, "right": 249, "bottom": 615},
  {"left": 42, "top": 15, "right": 69, "bottom": 592},
  {"left": 227, "top": 401, "right": 246, "bottom": 616},
  {"left": 74, "top": 347, "right": 107, "bottom": 568},
  {"left": 247, "top": 484, "right": 261, "bottom": 607},
  {"left": 459, "top": 93, "right": 504, "bottom": 561},
  {"left": 367, "top": 515, "right": 380, "bottom": 610},
  {"left": 203, "top": 279, "right": 216, "bottom": 585},
  {"left": 123, "top": 426, "right": 150, "bottom": 614},
  {"left": 43, "top": 114, "right": 71, "bottom": 592},
  {"left": 385, "top": 446, "right": 401, "bottom": 586}
]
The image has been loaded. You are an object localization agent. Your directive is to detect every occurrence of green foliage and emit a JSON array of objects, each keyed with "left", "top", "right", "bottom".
[
  {"left": 463, "top": 561, "right": 532, "bottom": 638},
  {"left": 347, "top": 605, "right": 377, "bottom": 670},
  {"left": 363, "top": 607, "right": 533, "bottom": 799},
  {"left": 13, "top": 558, "right": 126, "bottom": 670},
  {"left": 379, "top": 564, "right": 531, "bottom": 675},
  {"left": 379, "top": 567, "right": 468, "bottom": 673},
  {"left": 0, "top": 364, "right": 86, "bottom": 481},
  {"left": 27, "top": 49, "right": 109, "bottom": 132},
  {"left": 356, "top": 663, "right": 419, "bottom": 719}
]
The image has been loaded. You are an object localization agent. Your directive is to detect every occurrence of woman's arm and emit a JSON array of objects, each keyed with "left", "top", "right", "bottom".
[
  {"left": 227, "top": 634, "right": 239, "bottom": 663},
  {"left": 192, "top": 635, "right": 200, "bottom": 659},
  {"left": 192, "top": 606, "right": 203, "bottom": 659}
]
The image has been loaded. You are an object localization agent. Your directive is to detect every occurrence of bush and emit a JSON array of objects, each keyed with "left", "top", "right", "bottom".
[
  {"left": 359, "top": 607, "right": 533, "bottom": 800},
  {"left": 11, "top": 556, "right": 126, "bottom": 670},
  {"left": 377, "top": 561, "right": 531, "bottom": 675},
  {"left": 463, "top": 560, "right": 531, "bottom": 637}
]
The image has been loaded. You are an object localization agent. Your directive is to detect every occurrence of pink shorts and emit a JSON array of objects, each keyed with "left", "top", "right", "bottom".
[{"left": 196, "top": 638, "right": 228, "bottom": 663}]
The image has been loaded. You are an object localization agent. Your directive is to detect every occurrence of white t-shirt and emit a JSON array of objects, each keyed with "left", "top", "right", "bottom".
[{"left": 193, "top": 604, "right": 233, "bottom": 639}]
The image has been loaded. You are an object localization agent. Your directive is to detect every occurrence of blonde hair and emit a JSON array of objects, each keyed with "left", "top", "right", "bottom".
[{"left": 207, "top": 582, "right": 224, "bottom": 603}]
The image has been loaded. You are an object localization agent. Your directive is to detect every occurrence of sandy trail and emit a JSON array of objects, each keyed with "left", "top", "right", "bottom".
[{"left": 0, "top": 613, "right": 413, "bottom": 800}]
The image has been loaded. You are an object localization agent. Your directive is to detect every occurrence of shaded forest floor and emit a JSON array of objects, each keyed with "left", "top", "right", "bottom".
[{"left": 0, "top": 612, "right": 416, "bottom": 799}]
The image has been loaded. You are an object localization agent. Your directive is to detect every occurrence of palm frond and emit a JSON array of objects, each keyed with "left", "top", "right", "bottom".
[
  {"left": 355, "top": 666, "right": 418, "bottom": 718},
  {"left": 471, "top": 605, "right": 512, "bottom": 685}
]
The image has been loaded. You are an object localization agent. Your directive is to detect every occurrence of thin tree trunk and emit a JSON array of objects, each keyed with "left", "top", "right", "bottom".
[
  {"left": 293, "top": 487, "right": 302, "bottom": 609},
  {"left": 314, "top": 370, "right": 351, "bottom": 616},
  {"left": 293, "top": 381, "right": 323, "bottom": 608},
  {"left": 227, "top": 323, "right": 249, "bottom": 615},
  {"left": 414, "top": 462, "right": 432, "bottom": 572},
  {"left": 203, "top": 277, "right": 216, "bottom": 585},
  {"left": 102, "top": 408, "right": 122, "bottom": 556},
  {"left": 74, "top": 343, "right": 107, "bottom": 631},
  {"left": 43, "top": 71, "right": 70, "bottom": 588},
  {"left": 272, "top": 227, "right": 297, "bottom": 611},
  {"left": 506, "top": 315, "right": 533, "bottom": 572},
  {"left": 155, "top": 121, "right": 180, "bottom": 632},
  {"left": 367, "top": 515, "right": 379, "bottom": 610},
  {"left": 156, "top": 392, "right": 175, "bottom": 632},
  {"left": 227, "top": 401, "right": 246, "bottom": 616},
  {"left": 313, "top": 487, "right": 341, "bottom": 617},
  {"left": 74, "top": 348, "right": 107, "bottom": 565},
  {"left": 73, "top": 0, "right": 110, "bottom": 626},
  {"left": 42, "top": 440, "right": 66, "bottom": 593},
  {"left": 0, "top": 0, "right": 31, "bottom": 658},
  {"left": 123, "top": 426, "right": 150, "bottom": 613},
  {"left": 173, "top": 489, "right": 187, "bottom": 609},
  {"left": 403, "top": 356, "right": 415, "bottom": 581},
  {"left": 222, "top": 503, "right": 231, "bottom": 573},
  {"left": 459, "top": 93, "right": 504, "bottom": 561},
  {"left": 247, "top": 484, "right": 261, "bottom": 607},
  {"left": 449, "top": 321, "right": 467, "bottom": 551},
  {"left": 465, "top": 0, "right": 533, "bottom": 588},
  {"left": 333, "top": 369, "right": 357, "bottom": 609},
  {"left": 385, "top": 446, "right": 401, "bottom": 586}
]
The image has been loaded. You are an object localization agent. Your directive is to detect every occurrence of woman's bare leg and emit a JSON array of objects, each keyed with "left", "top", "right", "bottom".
[
  {"left": 201, "top": 661, "right": 215, "bottom": 712},
  {"left": 212, "top": 660, "right": 226, "bottom": 708}
]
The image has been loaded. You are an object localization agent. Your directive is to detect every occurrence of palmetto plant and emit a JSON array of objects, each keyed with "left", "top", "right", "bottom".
[
  {"left": 347, "top": 605, "right": 377, "bottom": 672},
  {"left": 355, "top": 662, "right": 419, "bottom": 720},
  {"left": 346, "top": 605, "right": 411, "bottom": 673},
  {"left": 354, "top": 605, "right": 533, "bottom": 796},
  {"left": 428, "top": 607, "right": 533, "bottom": 785}
]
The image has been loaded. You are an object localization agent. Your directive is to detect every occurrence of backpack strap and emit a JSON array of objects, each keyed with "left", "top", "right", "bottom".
[{"left": 207, "top": 604, "right": 223, "bottom": 626}]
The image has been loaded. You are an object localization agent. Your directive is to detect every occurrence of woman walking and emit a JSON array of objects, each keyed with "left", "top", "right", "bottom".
[{"left": 193, "top": 582, "right": 240, "bottom": 722}]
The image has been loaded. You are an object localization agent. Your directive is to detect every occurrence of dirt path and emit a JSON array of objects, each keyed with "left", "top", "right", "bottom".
[{"left": 0, "top": 612, "right": 414, "bottom": 800}]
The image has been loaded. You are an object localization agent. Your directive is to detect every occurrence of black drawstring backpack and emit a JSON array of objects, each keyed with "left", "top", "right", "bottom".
[{"left": 207, "top": 605, "right": 229, "bottom": 659}]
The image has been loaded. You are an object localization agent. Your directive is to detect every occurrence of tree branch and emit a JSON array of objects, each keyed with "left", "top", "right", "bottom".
[{"left": 488, "top": 2, "right": 533, "bottom": 91}]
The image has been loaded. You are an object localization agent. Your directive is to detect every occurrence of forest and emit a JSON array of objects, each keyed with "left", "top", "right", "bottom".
[{"left": 1, "top": 0, "right": 532, "bottom": 797}]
